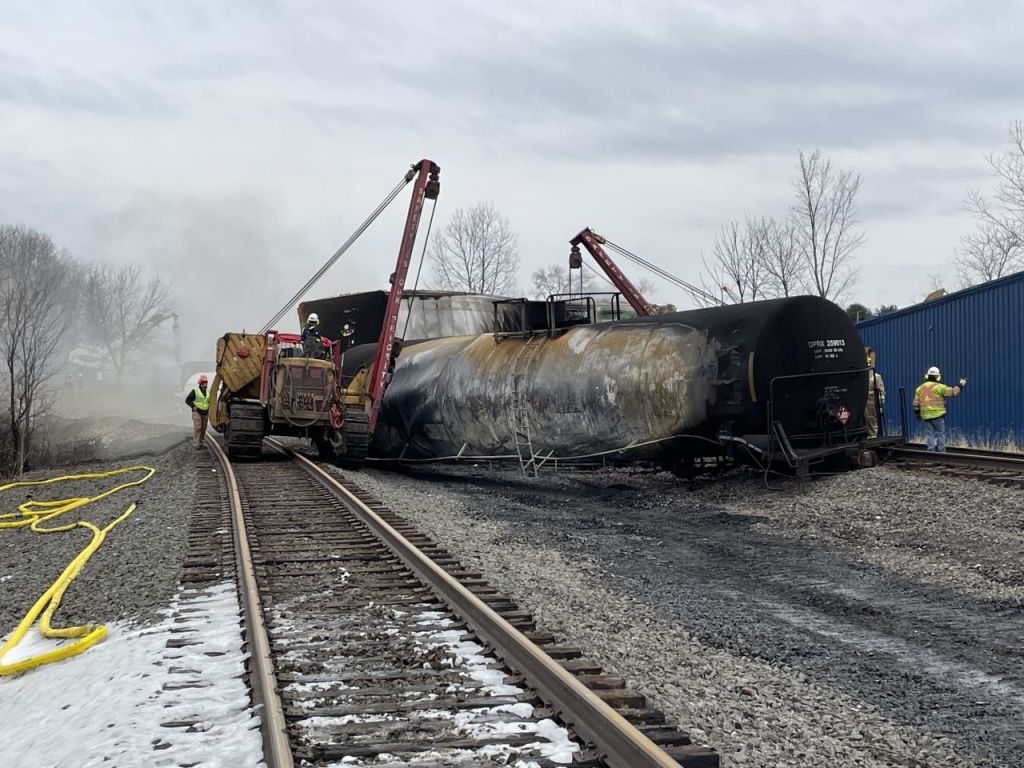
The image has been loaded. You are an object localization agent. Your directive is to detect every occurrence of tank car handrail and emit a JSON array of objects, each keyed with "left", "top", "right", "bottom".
[
  {"left": 764, "top": 365, "right": 871, "bottom": 469},
  {"left": 544, "top": 292, "right": 627, "bottom": 325},
  {"left": 545, "top": 294, "right": 596, "bottom": 331},
  {"left": 492, "top": 297, "right": 528, "bottom": 340}
]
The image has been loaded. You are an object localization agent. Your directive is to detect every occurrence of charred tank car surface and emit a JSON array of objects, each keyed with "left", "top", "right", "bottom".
[{"left": 335, "top": 294, "right": 868, "bottom": 471}]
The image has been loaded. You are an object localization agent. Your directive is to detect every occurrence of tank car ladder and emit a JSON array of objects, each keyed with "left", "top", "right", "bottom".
[{"left": 508, "top": 338, "right": 547, "bottom": 477}]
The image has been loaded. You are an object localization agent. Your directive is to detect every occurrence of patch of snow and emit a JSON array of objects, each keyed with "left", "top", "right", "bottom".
[
  {"left": 0, "top": 582, "right": 264, "bottom": 768},
  {"left": 409, "top": 610, "right": 580, "bottom": 763},
  {"left": 414, "top": 610, "right": 447, "bottom": 621}
]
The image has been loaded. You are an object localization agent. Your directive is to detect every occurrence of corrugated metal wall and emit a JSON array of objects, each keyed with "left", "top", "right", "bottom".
[{"left": 857, "top": 272, "right": 1024, "bottom": 445}]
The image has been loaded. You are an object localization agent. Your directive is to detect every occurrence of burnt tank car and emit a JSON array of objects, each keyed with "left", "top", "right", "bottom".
[{"left": 338, "top": 294, "right": 868, "bottom": 469}]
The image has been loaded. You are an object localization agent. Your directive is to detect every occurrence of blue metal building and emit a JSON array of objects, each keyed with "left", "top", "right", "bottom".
[{"left": 857, "top": 271, "right": 1024, "bottom": 445}]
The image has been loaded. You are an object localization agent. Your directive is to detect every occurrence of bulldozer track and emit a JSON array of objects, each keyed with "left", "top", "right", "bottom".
[
  {"left": 339, "top": 406, "right": 370, "bottom": 467},
  {"left": 201, "top": 436, "right": 718, "bottom": 767},
  {"left": 225, "top": 401, "right": 265, "bottom": 459}
]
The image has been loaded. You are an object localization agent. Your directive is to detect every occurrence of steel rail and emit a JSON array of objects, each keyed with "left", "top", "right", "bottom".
[
  {"left": 271, "top": 440, "right": 682, "bottom": 768},
  {"left": 206, "top": 437, "right": 295, "bottom": 768},
  {"left": 890, "top": 444, "right": 1024, "bottom": 471}
]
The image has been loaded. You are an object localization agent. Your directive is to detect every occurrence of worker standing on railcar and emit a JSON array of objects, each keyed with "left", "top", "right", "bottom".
[
  {"left": 301, "top": 312, "right": 323, "bottom": 358},
  {"left": 185, "top": 374, "right": 211, "bottom": 449},
  {"left": 913, "top": 366, "right": 967, "bottom": 452},
  {"left": 865, "top": 347, "right": 886, "bottom": 438}
]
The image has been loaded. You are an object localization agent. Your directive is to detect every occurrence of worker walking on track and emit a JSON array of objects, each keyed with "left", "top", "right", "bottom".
[
  {"left": 186, "top": 374, "right": 211, "bottom": 449},
  {"left": 913, "top": 366, "right": 967, "bottom": 452},
  {"left": 301, "top": 312, "right": 323, "bottom": 358},
  {"left": 865, "top": 347, "right": 886, "bottom": 438}
]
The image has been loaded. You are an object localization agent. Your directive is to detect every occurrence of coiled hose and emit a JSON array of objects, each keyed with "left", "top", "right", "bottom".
[{"left": 0, "top": 465, "right": 155, "bottom": 676}]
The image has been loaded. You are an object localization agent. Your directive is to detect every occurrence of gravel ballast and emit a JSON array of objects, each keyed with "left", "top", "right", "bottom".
[
  {"left": 1, "top": 441, "right": 200, "bottom": 633},
  {"left": 346, "top": 462, "right": 1024, "bottom": 767}
]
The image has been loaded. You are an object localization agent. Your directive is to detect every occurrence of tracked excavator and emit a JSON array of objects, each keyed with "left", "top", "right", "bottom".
[{"left": 209, "top": 159, "right": 441, "bottom": 463}]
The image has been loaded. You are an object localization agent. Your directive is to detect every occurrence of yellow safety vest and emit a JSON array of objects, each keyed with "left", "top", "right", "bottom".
[
  {"left": 193, "top": 386, "right": 210, "bottom": 412},
  {"left": 913, "top": 380, "right": 952, "bottom": 420}
]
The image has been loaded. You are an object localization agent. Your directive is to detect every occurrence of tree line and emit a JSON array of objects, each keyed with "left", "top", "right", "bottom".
[
  {"left": 427, "top": 202, "right": 660, "bottom": 301},
  {"left": 0, "top": 224, "right": 173, "bottom": 476},
  {"left": 958, "top": 120, "right": 1024, "bottom": 285},
  {"left": 420, "top": 122, "right": 1024, "bottom": 312},
  {"left": 677, "top": 122, "right": 1024, "bottom": 310},
  {"left": 697, "top": 149, "right": 865, "bottom": 306},
  {"left": 423, "top": 150, "right": 871, "bottom": 307}
]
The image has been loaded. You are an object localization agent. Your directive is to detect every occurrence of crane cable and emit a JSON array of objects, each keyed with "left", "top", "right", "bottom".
[
  {"left": 401, "top": 195, "right": 440, "bottom": 340},
  {"left": 260, "top": 171, "right": 416, "bottom": 334},
  {"left": 601, "top": 238, "right": 724, "bottom": 306},
  {"left": 0, "top": 465, "right": 156, "bottom": 676}
]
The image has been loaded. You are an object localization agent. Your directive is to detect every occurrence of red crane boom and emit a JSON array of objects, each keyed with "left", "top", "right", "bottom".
[
  {"left": 366, "top": 159, "right": 440, "bottom": 432},
  {"left": 569, "top": 227, "right": 655, "bottom": 317}
]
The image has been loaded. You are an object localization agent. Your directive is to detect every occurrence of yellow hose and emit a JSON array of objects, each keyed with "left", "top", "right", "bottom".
[{"left": 0, "top": 465, "right": 155, "bottom": 676}]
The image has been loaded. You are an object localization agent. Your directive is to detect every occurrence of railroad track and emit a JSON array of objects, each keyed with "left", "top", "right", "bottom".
[
  {"left": 200, "top": 437, "right": 718, "bottom": 767},
  {"left": 887, "top": 444, "right": 1024, "bottom": 488}
]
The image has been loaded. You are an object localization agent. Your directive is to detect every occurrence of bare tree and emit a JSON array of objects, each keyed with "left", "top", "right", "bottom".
[
  {"left": 0, "top": 225, "right": 76, "bottom": 475},
  {"left": 966, "top": 121, "right": 1024, "bottom": 235},
  {"left": 428, "top": 202, "right": 520, "bottom": 295},
  {"left": 790, "top": 149, "right": 864, "bottom": 301},
  {"left": 82, "top": 264, "right": 174, "bottom": 386},
  {"left": 531, "top": 265, "right": 595, "bottom": 298},
  {"left": 955, "top": 223, "right": 1021, "bottom": 286},
  {"left": 699, "top": 217, "right": 768, "bottom": 303},
  {"left": 531, "top": 262, "right": 656, "bottom": 306},
  {"left": 959, "top": 121, "right": 1024, "bottom": 285},
  {"left": 761, "top": 217, "right": 805, "bottom": 297},
  {"left": 596, "top": 272, "right": 656, "bottom": 298}
]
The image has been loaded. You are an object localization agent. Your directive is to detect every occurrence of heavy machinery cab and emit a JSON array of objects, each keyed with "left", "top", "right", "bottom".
[
  {"left": 210, "top": 330, "right": 343, "bottom": 458},
  {"left": 261, "top": 332, "right": 343, "bottom": 429}
]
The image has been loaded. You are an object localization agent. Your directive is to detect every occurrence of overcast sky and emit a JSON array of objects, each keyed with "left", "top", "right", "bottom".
[{"left": 1, "top": 1, "right": 1019, "bottom": 357}]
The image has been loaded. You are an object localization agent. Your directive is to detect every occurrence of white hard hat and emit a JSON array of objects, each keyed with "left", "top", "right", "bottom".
[
  {"left": 308, "top": 312, "right": 319, "bottom": 323},
  {"left": 927, "top": 366, "right": 941, "bottom": 377}
]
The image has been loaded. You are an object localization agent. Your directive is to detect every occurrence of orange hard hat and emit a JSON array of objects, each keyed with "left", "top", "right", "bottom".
[{"left": 198, "top": 374, "right": 209, "bottom": 384}]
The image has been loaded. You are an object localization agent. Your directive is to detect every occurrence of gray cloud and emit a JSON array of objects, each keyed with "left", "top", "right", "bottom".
[
  {"left": 5, "top": 2, "right": 1014, "bottom": 160},
  {"left": 0, "top": 52, "right": 171, "bottom": 117},
  {"left": 377, "top": 2, "right": 1020, "bottom": 160},
  {"left": 0, "top": 0, "right": 1018, "bottom": 316}
]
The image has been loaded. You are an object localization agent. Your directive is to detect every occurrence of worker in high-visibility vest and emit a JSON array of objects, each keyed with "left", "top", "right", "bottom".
[
  {"left": 185, "top": 374, "right": 211, "bottom": 449},
  {"left": 912, "top": 366, "right": 967, "bottom": 452},
  {"left": 864, "top": 347, "right": 886, "bottom": 438}
]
